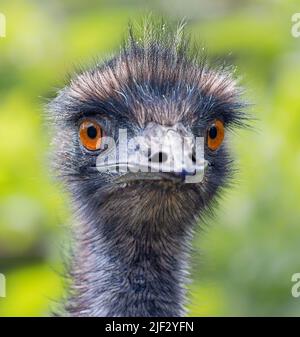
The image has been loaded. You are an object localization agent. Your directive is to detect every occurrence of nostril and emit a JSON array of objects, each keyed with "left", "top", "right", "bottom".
[
  {"left": 189, "top": 152, "right": 197, "bottom": 163},
  {"left": 149, "top": 151, "right": 168, "bottom": 164}
]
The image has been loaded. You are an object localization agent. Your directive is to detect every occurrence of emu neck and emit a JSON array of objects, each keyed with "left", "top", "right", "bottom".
[{"left": 68, "top": 187, "right": 197, "bottom": 317}]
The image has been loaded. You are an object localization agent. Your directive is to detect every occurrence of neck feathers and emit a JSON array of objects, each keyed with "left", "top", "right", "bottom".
[{"left": 64, "top": 186, "right": 199, "bottom": 316}]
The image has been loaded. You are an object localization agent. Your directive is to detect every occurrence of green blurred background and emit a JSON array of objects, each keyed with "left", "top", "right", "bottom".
[{"left": 0, "top": 0, "right": 300, "bottom": 316}]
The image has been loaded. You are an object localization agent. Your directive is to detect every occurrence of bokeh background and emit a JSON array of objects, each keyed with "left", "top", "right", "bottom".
[{"left": 0, "top": 0, "right": 300, "bottom": 316}]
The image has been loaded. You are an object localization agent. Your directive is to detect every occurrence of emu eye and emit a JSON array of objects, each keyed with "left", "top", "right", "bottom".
[
  {"left": 207, "top": 120, "right": 224, "bottom": 151},
  {"left": 79, "top": 119, "right": 103, "bottom": 151}
]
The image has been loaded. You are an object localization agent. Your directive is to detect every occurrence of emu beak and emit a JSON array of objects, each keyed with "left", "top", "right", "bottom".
[
  {"left": 96, "top": 122, "right": 208, "bottom": 184},
  {"left": 142, "top": 123, "right": 207, "bottom": 183}
]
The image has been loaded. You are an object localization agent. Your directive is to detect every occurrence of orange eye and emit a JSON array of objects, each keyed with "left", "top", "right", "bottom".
[
  {"left": 207, "top": 119, "right": 224, "bottom": 151},
  {"left": 79, "top": 119, "right": 102, "bottom": 151}
]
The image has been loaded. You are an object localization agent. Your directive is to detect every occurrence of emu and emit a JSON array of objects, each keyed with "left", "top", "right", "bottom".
[{"left": 48, "top": 20, "right": 247, "bottom": 317}]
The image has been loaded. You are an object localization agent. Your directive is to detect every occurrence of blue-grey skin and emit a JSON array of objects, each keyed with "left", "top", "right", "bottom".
[{"left": 48, "top": 21, "right": 247, "bottom": 317}]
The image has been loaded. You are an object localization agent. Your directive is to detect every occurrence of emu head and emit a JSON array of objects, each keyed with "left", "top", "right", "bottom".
[{"left": 49, "top": 20, "right": 246, "bottom": 248}]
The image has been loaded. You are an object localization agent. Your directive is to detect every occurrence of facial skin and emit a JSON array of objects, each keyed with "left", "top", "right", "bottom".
[{"left": 48, "top": 22, "right": 247, "bottom": 316}]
